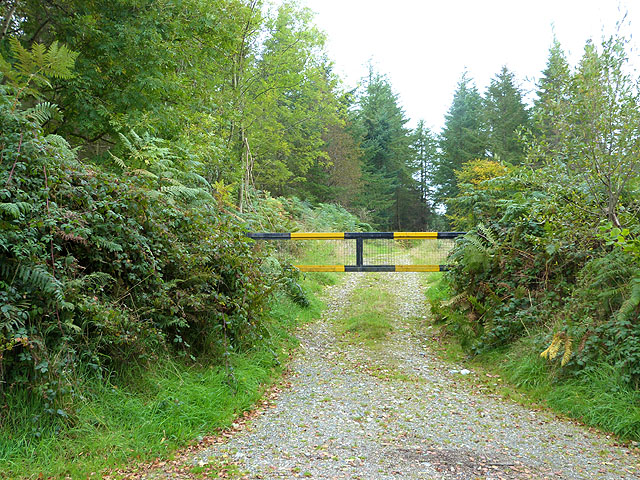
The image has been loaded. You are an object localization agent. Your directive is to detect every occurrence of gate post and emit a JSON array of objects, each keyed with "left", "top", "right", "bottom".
[{"left": 356, "top": 238, "right": 363, "bottom": 267}]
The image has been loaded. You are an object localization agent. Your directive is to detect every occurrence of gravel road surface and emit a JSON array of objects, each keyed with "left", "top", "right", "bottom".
[{"left": 150, "top": 272, "right": 640, "bottom": 479}]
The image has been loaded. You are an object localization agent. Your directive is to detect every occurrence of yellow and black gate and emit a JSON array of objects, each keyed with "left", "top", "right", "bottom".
[{"left": 246, "top": 231, "right": 464, "bottom": 272}]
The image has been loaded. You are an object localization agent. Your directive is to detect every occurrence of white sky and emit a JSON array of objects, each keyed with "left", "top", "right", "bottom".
[{"left": 295, "top": 0, "right": 640, "bottom": 131}]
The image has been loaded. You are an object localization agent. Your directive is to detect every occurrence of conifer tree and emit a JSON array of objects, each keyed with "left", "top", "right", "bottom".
[
  {"left": 533, "top": 38, "right": 572, "bottom": 152},
  {"left": 484, "top": 66, "right": 530, "bottom": 164},
  {"left": 435, "top": 73, "right": 487, "bottom": 206},
  {"left": 408, "top": 121, "right": 438, "bottom": 227},
  {"left": 354, "top": 67, "right": 413, "bottom": 228}
]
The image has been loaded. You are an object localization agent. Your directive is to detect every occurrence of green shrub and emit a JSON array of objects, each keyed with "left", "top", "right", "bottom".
[
  {"left": 433, "top": 177, "right": 640, "bottom": 388},
  {"left": 0, "top": 79, "right": 273, "bottom": 425}
]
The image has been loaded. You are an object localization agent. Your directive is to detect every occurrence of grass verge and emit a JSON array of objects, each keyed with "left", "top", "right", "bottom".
[
  {"left": 0, "top": 271, "right": 338, "bottom": 479},
  {"left": 423, "top": 272, "right": 640, "bottom": 443}
]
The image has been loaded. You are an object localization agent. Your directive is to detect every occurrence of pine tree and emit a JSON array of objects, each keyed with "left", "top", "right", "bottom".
[
  {"left": 435, "top": 73, "right": 487, "bottom": 205},
  {"left": 533, "top": 38, "right": 571, "bottom": 151},
  {"left": 354, "top": 67, "right": 413, "bottom": 229},
  {"left": 484, "top": 66, "right": 530, "bottom": 164},
  {"left": 409, "top": 120, "right": 438, "bottom": 227}
]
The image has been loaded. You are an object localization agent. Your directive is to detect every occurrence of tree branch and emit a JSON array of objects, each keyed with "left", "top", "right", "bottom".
[{"left": 1, "top": 1, "right": 17, "bottom": 40}]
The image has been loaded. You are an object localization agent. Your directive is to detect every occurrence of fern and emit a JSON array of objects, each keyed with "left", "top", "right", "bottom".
[
  {"left": 109, "top": 151, "right": 127, "bottom": 170},
  {"left": 160, "top": 185, "right": 208, "bottom": 201},
  {"left": 450, "top": 233, "right": 492, "bottom": 273},
  {"left": 477, "top": 223, "right": 498, "bottom": 247},
  {"left": 0, "top": 53, "right": 11, "bottom": 79},
  {"left": 0, "top": 260, "right": 64, "bottom": 305},
  {"left": 466, "top": 234, "right": 492, "bottom": 256},
  {"left": 10, "top": 38, "right": 77, "bottom": 82},
  {"left": 1, "top": 39, "right": 78, "bottom": 99},
  {"left": 577, "top": 251, "right": 637, "bottom": 313},
  {"left": 44, "top": 134, "right": 78, "bottom": 160},
  {"left": 561, "top": 337, "right": 573, "bottom": 366},
  {"left": 114, "top": 130, "right": 213, "bottom": 204},
  {"left": 65, "top": 272, "right": 115, "bottom": 291},
  {"left": 0, "top": 299, "right": 30, "bottom": 332},
  {"left": 442, "top": 292, "right": 467, "bottom": 308},
  {"left": 8, "top": 37, "right": 34, "bottom": 78},
  {"left": 0, "top": 201, "right": 31, "bottom": 218},
  {"left": 467, "top": 294, "right": 488, "bottom": 315},
  {"left": 617, "top": 276, "right": 640, "bottom": 324},
  {"left": 118, "top": 130, "right": 175, "bottom": 167},
  {"left": 131, "top": 169, "right": 159, "bottom": 179},
  {"left": 540, "top": 332, "right": 572, "bottom": 366},
  {"left": 93, "top": 236, "right": 123, "bottom": 252},
  {"left": 41, "top": 41, "right": 78, "bottom": 79},
  {"left": 164, "top": 177, "right": 184, "bottom": 186},
  {"left": 25, "top": 102, "right": 60, "bottom": 126},
  {"left": 541, "top": 332, "right": 563, "bottom": 359}
]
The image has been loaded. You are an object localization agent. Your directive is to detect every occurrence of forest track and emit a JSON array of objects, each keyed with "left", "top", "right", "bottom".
[{"left": 144, "top": 272, "right": 640, "bottom": 480}]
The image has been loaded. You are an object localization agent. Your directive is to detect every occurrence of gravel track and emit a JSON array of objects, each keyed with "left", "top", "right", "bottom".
[{"left": 172, "top": 272, "right": 639, "bottom": 479}]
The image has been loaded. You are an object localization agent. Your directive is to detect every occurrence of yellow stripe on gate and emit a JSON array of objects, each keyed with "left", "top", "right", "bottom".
[
  {"left": 395, "top": 265, "right": 441, "bottom": 272},
  {"left": 393, "top": 232, "right": 438, "bottom": 239},
  {"left": 295, "top": 265, "right": 346, "bottom": 272},
  {"left": 290, "top": 232, "right": 345, "bottom": 240}
]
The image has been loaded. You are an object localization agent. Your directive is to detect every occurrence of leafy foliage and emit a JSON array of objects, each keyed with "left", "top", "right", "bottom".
[
  {"left": 432, "top": 35, "right": 640, "bottom": 390},
  {"left": 529, "top": 36, "right": 640, "bottom": 228},
  {"left": 0, "top": 72, "right": 275, "bottom": 424},
  {"left": 448, "top": 159, "right": 510, "bottom": 230}
]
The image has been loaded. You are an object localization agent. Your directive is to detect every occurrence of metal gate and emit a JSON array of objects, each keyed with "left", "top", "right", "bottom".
[{"left": 246, "top": 231, "right": 464, "bottom": 272}]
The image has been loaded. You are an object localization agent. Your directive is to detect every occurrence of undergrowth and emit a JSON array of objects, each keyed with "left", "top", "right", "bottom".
[
  {"left": 425, "top": 273, "right": 640, "bottom": 442},
  {"left": 0, "top": 43, "right": 360, "bottom": 477},
  {"left": 0, "top": 185, "right": 348, "bottom": 478}
]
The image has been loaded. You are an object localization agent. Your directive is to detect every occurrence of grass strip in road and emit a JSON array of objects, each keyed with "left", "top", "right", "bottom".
[
  {"left": 331, "top": 273, "right": 428, "bottom": 383},
  {"left": 335, "top": 273, "right": 396, "bottom": 346}
]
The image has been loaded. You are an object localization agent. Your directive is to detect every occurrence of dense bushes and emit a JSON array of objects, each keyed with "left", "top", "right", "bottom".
[
  {"left": 0, "top": 80, "right": 273, "bottom": 421},
  {"left": 432, "top": 164, "right": 640, "bottom": 388}
]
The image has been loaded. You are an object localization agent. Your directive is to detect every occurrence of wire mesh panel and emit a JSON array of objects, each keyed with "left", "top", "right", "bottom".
[
  {"left": 254, "top": 239, "right": 354, "bottom": 266},
  {"left": 246, "top": 232, "right": 465, "bottom": 272},
  {"left": 360, "top": 238, "right": 455, "bottom": 266}
]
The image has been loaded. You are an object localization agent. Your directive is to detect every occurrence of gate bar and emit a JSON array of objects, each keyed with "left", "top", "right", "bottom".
[
  {"left": 246, "top": 232, "right": 465, "bottom": 240},
  {"left": 293, "top": 265, "right": 451, "bottom": 272},
  {"left": 246, "top": 231, "right": 465, "bottom": 273}
]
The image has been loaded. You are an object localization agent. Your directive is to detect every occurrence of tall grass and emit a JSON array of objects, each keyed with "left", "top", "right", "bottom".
[
  {"left": 501, "top": 347, "right": 640, "bottom": 440},
  {"left": 2, "top": 354, "right": 274, "bottom": 477}
]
